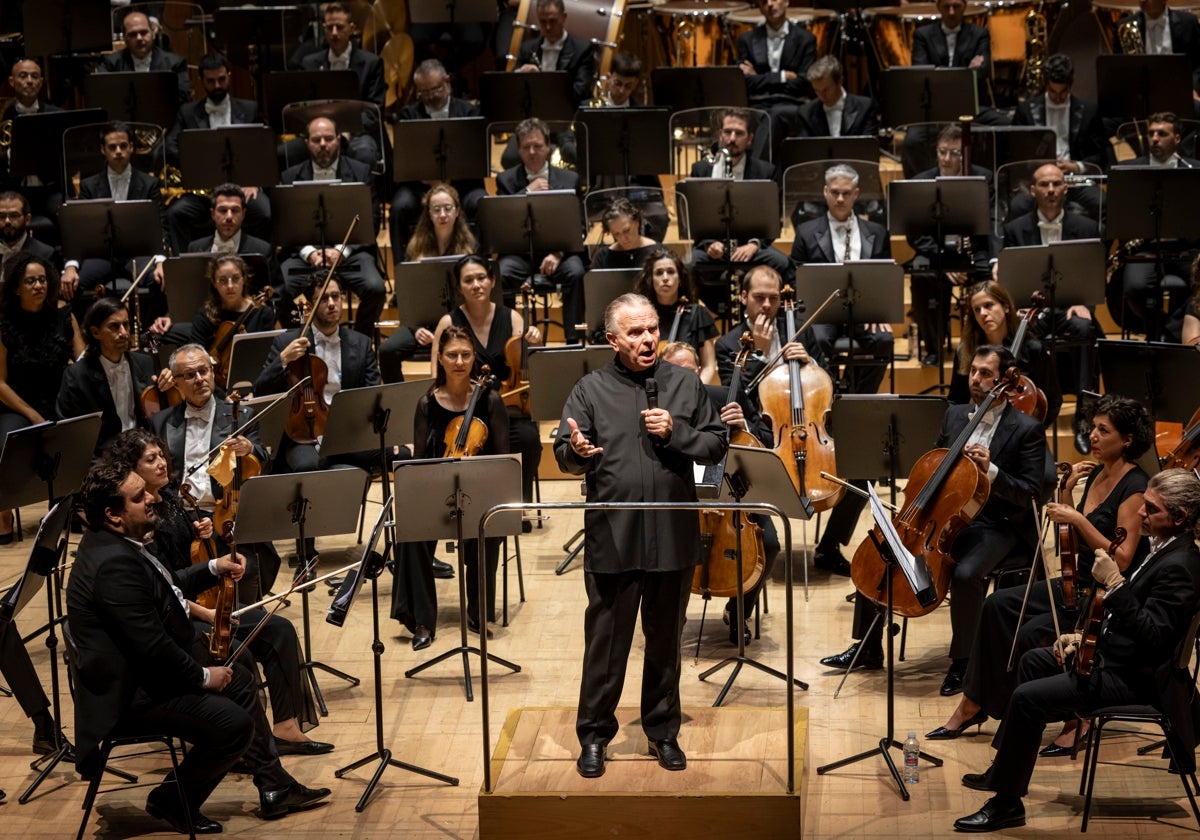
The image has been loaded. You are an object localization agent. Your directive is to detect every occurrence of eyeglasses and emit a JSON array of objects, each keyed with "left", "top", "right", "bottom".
[
  {"left": 429, "top": 204, "right": 457, "bottom": 216},
  {"left": 937, "top": 147, "right": 963, "bottom": 158},
  {"left": 176, "top": 365, "right": 212, "bottom": 382},
  {"left": 21, "top": 275, "right": 48, "bottom": 287}
]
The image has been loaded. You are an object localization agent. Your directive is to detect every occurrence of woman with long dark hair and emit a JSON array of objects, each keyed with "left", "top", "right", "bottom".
[
  {"left": 189, "top": 253, "right": 277, "bottom": 352},
  {"left": 634, "top": 247, "right": 717, "bottom": 383},
  {"left": 591, "top": 197, "right": 657, "bottom": 270}
]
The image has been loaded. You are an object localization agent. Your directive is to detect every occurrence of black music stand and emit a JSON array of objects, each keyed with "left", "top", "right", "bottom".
[
  {"left": 398, "top": 456, "right": 524, "bottom": 700},
  {"left": 478, "top": 71, "right": 575, "bottom": 123},
  {"left": 816, "top": 395, "right": 947, "bottom": 800},
  {"left": 410, "top": 0, "right": 497, "bottom": 74},
  {"left": 178, "top": 126, "right": 280, "bottom": 191},
  {"left": 779, "top": 136, "right": 880, "bottom": 173},
  {"left": 888, "top": 176, "right": 990, "bottom": 385},
  {"left": 227, "top": 330, "right": 286, "bottom": 394},
  {"left": 83, "top": 72, "right": 178, "bottom": 128},
  {"left": 392, "top": 260, "right": 456, "bottom": 329},
  {"left": 574, "top": 108, "right": 671, "bottom": 183},
  {"left": 1097, "top": 340, "right": 1200, "bottom": 424},
  {"left": 265, "top": 71, "right": 361, "bottom": 132},
  {"left": 233, "top": 469, "right": 368, "bottom": 714},
  {"left": 391, "top": 117, "right": 488, "bottom": 183},
  {"left": 270, "top": 183, "right": 375, "bottom": 253},
  {"left": 582, "top": 268, "right": 638, "bottom": 339},
  {"left": 1107, "top": 166, "right": 1200, "bottom": 341},
  {"left": 59, "top": 199, "right": 163, "bottom": 262},
  {"left": 1096, "top": 55, "right": 1193, "bottom": 121},
  {"left": 215, "top": 6, "right": 310, "bottom": 78},
  {"left": 699, "top": 445, "right": 810, "bottom": 704},
  {"left": 970, "top": 126, "right": 1057, "bottom": 173},
  {"left": 476, "top": 193, "right": 584, "bottom": 307},
  {"left": 879, "top": 68, "right": 978, "bottom": 128},
  {"left": 650, "top": 67, "right": 748, "bottom": 110},
  {"left": 161, "top": 254, "right": 217, "bottom": 330},
  {"left": 0, "top": 414, "right": 100, "bottom": 512},
  {"left": 327, "top": 497, "right": 459, "bottom": 811},
  {"left": 21, "top": 0, "right": 110, "bottom": 55},
  {"left": 8, "top": 108, "right": 106, "bottom": 182}
]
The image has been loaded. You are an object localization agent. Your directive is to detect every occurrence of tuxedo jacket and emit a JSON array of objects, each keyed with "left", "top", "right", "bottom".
[
  {"left": 165, "top": 96, "right": 263, "bottom": 163},
  {"left": 735, "top": 22, "right": 817, "bottom": 100},
  {"left": 1, "top": 101, "right": 62, "bottom": 120},
  {"left": 911, "top": 22, "right": 991, "bottom": 73},
  {"left": 97, "top": 46, "right": 191, "bottom": 103},
  {"left": 152, "top": 395, "right": 268, "bottom": 499},
  {"left": 790, "top": 215, "right": 890, "bottom": 264},
  {"left": 795, "top": 93, "right": 879, "bottom": 138},
  {"left": 1012, "top": 94, "right": 1106, "bottom": 168},
  {"left": 515, "top": 34, "right": 596, "bottom": 107},
  {"left": 934, "top": 401, "right": 1049, "bottom": 546},
  {"left": 494, "top": 164, "right": 580, "bottom": 195},
  {"left": 255, "top": 325, "right": 380, "bottom": 396},
  {"left": 397, "top": 97, "right": 479, "bottom": 120},
  {"left": 1001, "top": 210, "right": 1099, "bottom": 248},
  {"left": 185, "top": 232, "right": 282, "bottom": 292},
  {"left": 1117, "top": 9, "right": 1200, "bottom": 88},
  {"left": 56, "top": 351, "right": 157, "bottom": 456},
  {"left": 76, "top": 167, "right": 166, "bottom": 251},
  {"left": 689, "top": 156, "right": 779, "bottom": 181},
  {"left": 300, "top": 46, "right": 386, "bottom": 107}
]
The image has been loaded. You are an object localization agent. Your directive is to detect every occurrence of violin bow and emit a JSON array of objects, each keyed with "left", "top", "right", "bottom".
[
  {"left": 745, "top": 289, "right": 844, "bottom": 392},
  {"left": 120, "top": 256, "right": 160, "bottom": 306},
  {"left": 297, "top": 215, "right": 359, "bottom": 342}
]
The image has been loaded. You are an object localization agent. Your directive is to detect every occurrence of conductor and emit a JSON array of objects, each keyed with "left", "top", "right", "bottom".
[{"left": 555, "top": 293, "right": 727, "bottom": 779}]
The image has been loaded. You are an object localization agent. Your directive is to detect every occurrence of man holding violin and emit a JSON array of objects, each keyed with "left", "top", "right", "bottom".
[{"left": 955, "top": 468, "right": 1200, "bottom": 832}]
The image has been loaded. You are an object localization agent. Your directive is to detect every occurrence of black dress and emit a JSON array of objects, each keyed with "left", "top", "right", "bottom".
[
  {"left": 190, "top": 302, "right": 277, "bottom": 352},
  {"left": 390, "top": 388, "right": 510, "bottom": 634},
  {"left": 653, "top": 300, "right": 717, "bottom": 354},
  {"left": 0, "top": 305, "right": 75, "bottom": 435},
  {"left": 592, "top": 243, "right": 657, "bottom": 270}
]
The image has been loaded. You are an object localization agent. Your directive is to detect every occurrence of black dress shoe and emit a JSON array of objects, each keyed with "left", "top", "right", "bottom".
[
  {"left": 813, "top": 549, "right": 852, "bottom": 577},
  {"left": 577, "top": 743, "right": 606, "bottom": 778},
  {"left": 274, "top": 738, "right": 335, "bottom": 756},
  {"left": 921, "top": 353, "right": 939, "bottom": 367},
  {"left": 1073, "top": 414, "right": 1092, "bottom": 456},
  {"left": 467, "top": 618, "right": 493, "bottom": 639},
  {"left": 926, "top": 710, "right": 988, "bottom": 740},
  {"left": 940, "top": 664, "right": 966, "bottom": 697},
  {"left": 259, "top": 782, "right": 332, "bottom": 820},
  {"left": 953, "top": 796, "right": 1026, "bottom": 832},
  {"left": 146, "top": 791, "right": 222, "bottom": 834},
  {"left": 411, "top": 625, "right": 434, "bottom": 650},
  {"left": 431, "top": 559, "right": 454, "bottom": 579},
  {"left": 721, "top": 606, "right": 751, "bottom": 645},
  {"left": 648, "top": 737, "right": 687, "bottom": 771},
  {"left": 1038, "top": 742, "right": 1076, "bottom": 758},
  {"left": 961, "top": 768, "right": 996, "bottom": 792},
  {"left": 32, "top": 731, "right": 76, "bottom": 761},
  {"left": 819, "top": 642, "right": 884, "bottom": 671}
]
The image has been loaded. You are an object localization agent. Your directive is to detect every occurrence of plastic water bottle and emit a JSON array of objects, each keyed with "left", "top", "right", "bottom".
[{"left": 903, "top": 732, "right": 920, "bottom": 783}]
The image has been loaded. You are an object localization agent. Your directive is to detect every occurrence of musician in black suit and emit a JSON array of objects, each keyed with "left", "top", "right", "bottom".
[
  {"left": 278, "top": 116, "right": 386, "bottom": 337},
  {"left": 1, "top": 59, "right": 64, "bottom": 221},
  {"left": 911, "top": 0, "right": 991, "bottom": 74},
  {"left": 0, "top": 190, "right": 56, "bottom": 276},
  {"left": 1116, "top": 0, "right": 1200, "bottom": 93},
  {"left": 821, "top": 345, "right": 1050, "bottom": 692},
  {"left": 170, "top": 183, "right": 282, "bottom": 295},
  {"left": 954, "top": 468, "right": 1200, "bottom": 832},
  {"left": 513, "top": 0, "right": 596, "bottom": 108},
  {"left": 67, "top": 458, "right": 329, "bottom": 834},
  {"left": 1011, "top": 55, "right": 1106, "bottom": 173},
  {"left": 388, "top": 59, "right": 487, "bottom": 258},
  {"left": 494, "top": 117, "right": 587, "bottom": 343},
  {"left": 735, "top": 0, "right": 817, "bottom": 161},
  {"left": 97, "top": 11, "right": 190, "bottom": 105},
  {"left": 794, "top": 55, "right": 879, "bottom": 139}
]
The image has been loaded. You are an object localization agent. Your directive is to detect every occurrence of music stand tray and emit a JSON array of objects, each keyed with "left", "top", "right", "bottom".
[
  {"left": 227, "top": 330, "right": 286, "bottom": 393},
  {"left": 179, "top": 126, "right": 281, "bottom": 190},
  {"left": 575, "top": 108, "right": 672, "bottom": 181},
  {"left": 391, "top": 117, "right": 489, "bottom": 183},
  {"left": 1097, "top": 340, "right": 1200, "bottom": 424},
  {"left": 650, "top": 67, "right": 748, "bottom": 110},
  {"left": 582, "top": 269, "right": 639, "bottom": 338},
  {"left": 9, "top": 108, "right": 107, "bottom": 182},
  {"left": 478, "top": 71, "right": 575, "bottom": 123},
  {"left": 59, "top": 200, "right": 164, "bottom": 262},
  {"left": 526, "top": 346, "right": 614, "bottom": 423},
  {"left": 476, "top": 193, "right": 584, "bottom": 256},
  {"left": 674, "top": 179, "right": 781, "bottom": 243},
  {"left": 84, "top": 72, "right": 179, "bottom": 128},
  {"left": 879, "top": 67, "right": 978, "bottom": 127},
  {"left": 998, "top": 239, "right": 1106, "bottom": 310},
  {"left": 1096, "top": 55, "right": 1193, "bottom": 121},
  {"left": 269, "top": 183, "right": 376, "bottom": 250}
]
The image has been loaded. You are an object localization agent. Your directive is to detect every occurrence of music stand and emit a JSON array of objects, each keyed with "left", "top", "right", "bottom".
[
  {"left": 227, "top": 330, "right": 286, "bottom": 393},
  {"left": 21, "top": 0, "right": 111, "bottom": 55},
  {"left": 234, "top": 469, "right": 369, "bottom": 713},
  {"left": 574, "top": 108, "right": 671, "bottom": 183},
  {"left": 878, "top": 68, "right": 978, "bottom": 128},
  {"left": 391, "top": 117, "right": 489, "bottom": 183},
  {"left": 675, "top": 179, "right": 781, "bottom": 244},
  {"left": 476, "top": 193, "right": 584, "bottom": 280},
  {"left": 816, "top": 395, "right": 947, "bottom": 800},
  {"left": 265, "top": 71, "right": 361, "bottom": 132},
  {"left": 392, "top": 261, "right": 456, "bottom": 328},
  {"left": 650, "top": 67, "right": 748, "bottom": 110},
  {"left": 478, "top": 71, "right": 575, "bottom": 123},
  {"left": 1096, "top": 55, "right": 1193, "bottom": 121},
  {"left": 178, "top": 126, "right": 280, "bottom": 191},
  {"left": 698, "top": 445, "right": 810, "bottom": 704},
  {"left": 270, "top": 183, "right": 375, "bottom": 252},
  {"left": 0, "top": 414, "right": 101, "bottom": 511},
  {"left": 582, "top": 268, "right": 638, "bottom": 338},
  {"left": 241, "top": 384, "right": 294, "bottom": 462},
  {"left": 161, "top": 254, "right": 217, "bottom": 328},
  {"left": 888, "top": 176, "right": 990, "bottom": 384},
  {"left": 59, "top": 199, "right": 163, "bottom": 262},
  {"left": 1097, "top": 340, "right": 1200, "bottom": 424},
  {"left": 8, "top": 108, "right": 106, "bottom": 182},
  {"left": 398, "top": 456, "right": 524, "bottom": 700},
  {"left": 779, "top": 136, "right": 880, "bottom": 173},
  {"left": 83, "top": 72, "right": 178, "bottom": 128},
  {"left": 214, "top": 6, "right": 310, "bottom": 76},
  {"left": 970, "top": 127, "right": 1057, "bottom": 173}
]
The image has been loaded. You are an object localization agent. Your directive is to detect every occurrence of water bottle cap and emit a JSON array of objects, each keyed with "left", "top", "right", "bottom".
[{"left": 907, "top": 732, "right": 916, "bottom": 738}]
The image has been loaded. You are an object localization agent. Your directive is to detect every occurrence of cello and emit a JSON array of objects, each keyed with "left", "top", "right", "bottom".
[
  {"left": 656, "top": 296, "right": 691, "bottom": 353},
  {"left": 211, "top": 391, "right": 262, "bottom": 537},
  {"left": 1159, "top": 406, "right": 1200, "bottom": 472},
  {"left": 1073, "top": 527, "right": 1128, "bottom": 677},
  {"left": 444, "top": 366, "right": 493, "bottom": 458},
  {"left": 501, "top": 282, "right": 533, "bottom": 415},
  {"left": 756, "top": 287, "right": 844, "bottom": 513},
  {"left": 1055, "top": 462, "right": 1079, "bottom": 611},
  {"left": 850, "top": 368, "right": 1020, "bottom": 618}
]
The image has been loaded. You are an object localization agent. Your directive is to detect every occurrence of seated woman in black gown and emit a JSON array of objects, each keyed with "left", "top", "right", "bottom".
[
  {"left": 190, "top": 253, "right": 278, "bottom": 364},
  {"left": 590, "top": 197, "right": 658, "bottom": 270},
  {"left": 634, "top": 247, "right": 718, "bottom": 383},
  {"left": 391, "top": 325, "right": 511, "bottom": 650}
]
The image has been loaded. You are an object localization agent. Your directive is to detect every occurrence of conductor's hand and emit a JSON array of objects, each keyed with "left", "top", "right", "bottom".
[
  {"left": 204, "top": 666, "right": 233, "bottom": 692},
  {"left": 1093, "top": 549, "right": 1125, "bottom": 589},
  {"left": 280, "top": 337, "right": 311, "bottom": 366},
  {"left": 1053, "top": 631, "right": 1082, "bottom": 665},
  {"left": 641, "top": 407, "right": 673, "bottom": 440},
  {"left": 565, "top": 417, "right": 603, "bottom": 458},
  {"left": 222, "top": 435, "right": 253, "bottom": 458},
  {"left": 216, "top": 553, "right": 246, "bottom": 582}
]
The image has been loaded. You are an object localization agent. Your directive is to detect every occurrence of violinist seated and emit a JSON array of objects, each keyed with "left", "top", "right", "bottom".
[
  {"left": 104, "top": 429, "right": 332, "bottom": 759},
  {"left": 391, "top": 326, "right": 510, "bottom": 650},
  {"left": 993, "top": 163, "right": 1099, "bottom": 453},
  {"left": 277, "top": 116, "right": 386, "bottom": 338},
  {"left": 954, "top": 468, "right": 1200, "bottom": 833},
  {"left": 906, "top": 123, "right": 994, "bottom": 367},
  {"left": 821, "top": 345, "right": 1052, "bottom": 696},
  {"left": 151, "top": 344, "right": 277, "bottom": 601},
  {"left": 67, "top": 458, "right": 330, "bottom": 833},
  {"left": 931, "top": 395, "right": 1153, "bottom": 754},
  {"left": 635, "top": 249, "right": 718, "bottom": 383},
  {"left": 661, "top": 340, "right": 780, "bottom": 646},
  {"left": 56, "top": 296, "right": 171, "bottom": 458},
  {"left": 950, "top": 281, "right": 1063, "bottom": 428},
  {"left": 189, "top": 254, "right": 279, "bottom": 381},
  {"left": 687, "top": 109, "right": 793, "bottom": 293}
]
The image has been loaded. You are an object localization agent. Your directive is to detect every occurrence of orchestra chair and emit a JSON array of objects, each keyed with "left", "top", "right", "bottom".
[{"left": 1076, "top": 608, "right": 1200, "bottom": 832}]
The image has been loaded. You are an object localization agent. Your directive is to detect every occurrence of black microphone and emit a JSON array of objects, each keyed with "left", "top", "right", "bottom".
[{"left": 645, "top": 378, "right": 658, "bottom": 410}]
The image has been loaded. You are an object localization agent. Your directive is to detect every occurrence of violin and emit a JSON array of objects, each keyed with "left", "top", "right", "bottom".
[
  {"left": 756, "top": 287, "right": 844, "bottom": 512},
  {"left": 1004, "top": 292, "right": 1048, "bottom": 424},
  {"left": 283, "top": 295, "right": 331, "bottom": 445},
  {"left": 140, "top": 379, "right": 184, "bottom": 420},
  {"left": 1160, "top": 406, "right": 1200, "bottom": 472},
  {"left": 656, "top": 296, "right": 691, "bottom": 353},
  {"left": 443, "top": 365, "right": 492, "bottom": 458},
  {"left": 180, "top": 481, "right": 237, "bottom": 659},
  {"left": 692, "top": 332, "right": 767, "bottom": 599},
  {"left": 1055, "top": 462, "right": 1079, "bottom": 611},
  {"left": 1074, "top": 526, "right": 1128, "bottom": 677},
  {"left": 210, "top": 289, "right": 273, "bottom": 387},
  {"left": 211, "top": 392, "right": 262, "bottom": 537},
  {"left": 850, "top": 368, "right": 1021, "bottom": 618},
  {"left": 501, "top": 282, "right": 533, "bottom": 415}
]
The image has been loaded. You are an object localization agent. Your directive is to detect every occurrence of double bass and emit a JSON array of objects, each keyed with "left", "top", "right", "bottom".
[{"left": 656, "top": 296, "right": 691, "bottom": 353}]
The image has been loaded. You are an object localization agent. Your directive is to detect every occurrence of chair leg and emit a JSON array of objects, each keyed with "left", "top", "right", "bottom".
[
  {"left": 514, "top": 534, "right": 525, "bottom": 603},
  {"left": 501, "top": 538, "right": 509, "bottom": 628},
  {"left": 533, "top": 472, "right": 543, "bottom": 530},
  {"left": 76, "top": 744, "right": 112, "bottom": 840},
  {"left": 1081, "top": 717, "right": 1107, "bottom": 832},
  {"left": 899, "top": 616, "right": 908, "bottom": 661},
  {"left": 165, "top": 739, "right": 196, "bottom": 839}
]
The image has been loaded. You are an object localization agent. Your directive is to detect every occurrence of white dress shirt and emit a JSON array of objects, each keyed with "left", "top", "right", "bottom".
[
  {"left": 540, "top": 33, "right": 566, "bottom": 72},
  {"left": 942, "top": 26, "right": 960, "bottom": 64},
  {"left": 184, "top": 397, "right": 218, "bottom": 506},
  {"left": 99, "top": 354, "right": 137, "bottom": 431},
  {"left": 824, "top": 91, "right": 846, "bottom": 137},
  {"left": 108, "top": 167, "right": 132, "bottom": 201},
  {"left": 212, "top": 230, "right": 241, "bottom": 253},
  {"left": 204, "top": 96, "right": 232, "bottom": 127},
  {"left": 328, "top": 44, "right": 352, "bottom": 70},
  {"left": 711, "top": 154, "right": 748, "bottom": 180},
  {"left": 132, "top": 54, "right": 153, "bottom": 72},
  {"left": 1145, "top": 12, "right": 1173, "bottom": 55},
  {"left": 828, "top": 214, "right": 860, "bottom": 263},
  {"left": 314, "top": 328, "right": 343, "bottom": 405},
  {"left": 1037, "top": 210, "right": 1064, "bottom": 245},
  {"left": 523, "top": 163, "right": 550, "bottom": 187},
  {"left": 1045, "top": 97, "right": 1071, "bottom": 160},
  {"left": 966, "top": 402, "right": 1005, "bottom": 482},
  {"left": 766, "top": 22, "right": 788, "bottom": 77}
]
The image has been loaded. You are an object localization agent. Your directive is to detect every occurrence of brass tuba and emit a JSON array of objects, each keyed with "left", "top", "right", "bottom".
[
  {"left": 1019, "top": 4, "right": 1049, "bottom": 101},
  {"left": 1118, "top": 18, "right": 1144, "bottom": 54}
]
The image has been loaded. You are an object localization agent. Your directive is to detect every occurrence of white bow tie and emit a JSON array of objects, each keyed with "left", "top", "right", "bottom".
[{"left": 186, "top": 403, "right": 209, "bottom": 422}]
